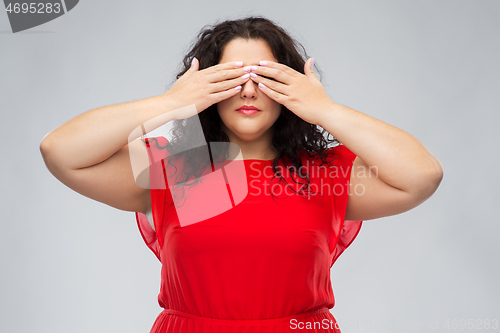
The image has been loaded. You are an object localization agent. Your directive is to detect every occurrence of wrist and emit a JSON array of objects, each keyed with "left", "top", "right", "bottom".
[
  {"left": 154, "top": 93, "right": 198, "bottom": 121},
  {"left": 317, "top": 101, "right": 341, "bottom": 128},
  {"left": 154, "top": 92, "right": 181, "bottom": 114}
]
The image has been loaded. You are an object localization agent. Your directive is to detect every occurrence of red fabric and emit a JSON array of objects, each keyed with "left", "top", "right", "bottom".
[{"left": 135, "top": 136, "right": 362, "bottom": 332}]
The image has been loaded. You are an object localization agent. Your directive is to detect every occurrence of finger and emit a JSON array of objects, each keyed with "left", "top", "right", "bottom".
[
  {"left": 207, "top": 67, "right": 251, "bottom": 84},
  {"left": 251, "top": 65, "right": 294, "bottom": 85},
  {"left": 208, "top": 72, "right": 251, "bottom": 94},
  {"left": 211, "top": 84, "right": 246, "bottom": 104},
  {"left": 202, "top": 61, "right": 245, "bottom": 82},
  {"left": 250, "top": 73, "right": 289, "bottom": 96},
  {"left": 256, "top": 81, "right": 287, "bottom": 103},
  {"left": 257, "top": 60, "right": 300, "bottom": 80},
  {"left": 187, "top": 57, "right": 199, "bottom": 73},
  {"left": 305, "top": 57, "right": 317, "bottom": 79}
]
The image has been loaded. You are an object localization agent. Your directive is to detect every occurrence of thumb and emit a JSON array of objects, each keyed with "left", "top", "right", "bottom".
[
  {"left": 189, "top": 57, "right": 199, "bottom": 72},
  {"left": 305, "top": 57, "right": 316, "bottom": 79}
]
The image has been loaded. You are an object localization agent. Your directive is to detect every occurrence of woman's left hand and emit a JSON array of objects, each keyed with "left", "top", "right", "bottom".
[{"left": 250, "top": 58, "right": 333, "bottom": 126}]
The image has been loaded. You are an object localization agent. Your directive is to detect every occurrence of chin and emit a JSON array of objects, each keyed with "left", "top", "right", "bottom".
[{"left": 232, "top": 132, "right": 264, "bottom": 141}]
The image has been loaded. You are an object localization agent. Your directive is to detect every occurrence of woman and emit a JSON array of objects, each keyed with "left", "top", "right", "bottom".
[{"left": 40, "top": 16, "right": 443, "bottom": 333}]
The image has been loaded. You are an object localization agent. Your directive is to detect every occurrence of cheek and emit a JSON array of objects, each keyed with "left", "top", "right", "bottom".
[
  {"left": 272, "top": 104, "right": 283, "bottom": 118},
  {"left": 216, "top": 103, "right": 233, "bottom": 127},
  {"left": 217, "top": 99, "right": 233, "bottom": 114},
  {"left": 216, "top": 102, "right": 227, "bottom": 120},
  {"left": 273, "top": 110, "right": 282, "bottom": 123}
]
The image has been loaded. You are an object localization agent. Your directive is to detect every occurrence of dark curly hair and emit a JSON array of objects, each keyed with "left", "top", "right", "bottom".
[{"left": 147, "top": 15, "right": 340, "bottom": 203}]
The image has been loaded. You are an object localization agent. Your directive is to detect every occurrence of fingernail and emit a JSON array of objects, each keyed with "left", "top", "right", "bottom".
[
  {"left": 191, "top": 57, "right": 196, "bottom": 66},
  {"left": 251, "top": 65, "right": 258, "bottom": 71},
  {"left": 241, "top": 73, "right": 250, "bottom": 79},
  {"left": 250, "top": 72, "right": 258, "bottom": 78},
  {"left": 243, "top": 66, "right": 252, "bottom": 72},
  {"left": 311, "top": 57, "right": 314, "bottom": 67},
  {"left": 235, "top": 61, "right": 243, "bottom": 67},
  {"left": 235, "top": 85, "right": 242, "bottom": 91},
  {"left": 259, "top": 61, "right": 267, "bottom": 66},
  {"left": 258, "top": 82, "right": 266, "bottom": 89}
]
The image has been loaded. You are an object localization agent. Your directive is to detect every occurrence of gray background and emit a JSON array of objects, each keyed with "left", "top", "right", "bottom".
[{"left": 1, "top": 0, "right": 499, "bottom": 332}]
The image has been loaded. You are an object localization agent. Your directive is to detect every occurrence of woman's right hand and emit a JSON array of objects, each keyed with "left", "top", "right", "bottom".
[{"left": 160, "top": 58, "right": 252, "bottom": 119}]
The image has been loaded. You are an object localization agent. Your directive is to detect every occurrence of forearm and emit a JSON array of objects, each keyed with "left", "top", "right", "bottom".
[
  {"left": 318, "top": 101, "right": 443, "bottom": 194},
  {"left": 40, "top": 94, "right": 178, "bottom": 170}
]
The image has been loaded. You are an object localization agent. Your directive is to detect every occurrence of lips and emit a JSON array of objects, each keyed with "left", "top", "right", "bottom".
[{"left": 236, "top": 105, "right": 261, "bottom": 111}]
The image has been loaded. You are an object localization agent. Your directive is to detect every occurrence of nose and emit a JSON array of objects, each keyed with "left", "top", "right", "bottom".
[{"left": 240, "top": 78, "right": 258, "bottom": 99}]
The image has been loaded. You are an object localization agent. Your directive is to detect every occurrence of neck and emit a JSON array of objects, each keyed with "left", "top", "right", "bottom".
[{"left": 222, "top": 125, "right": 277, "bottom": 160}]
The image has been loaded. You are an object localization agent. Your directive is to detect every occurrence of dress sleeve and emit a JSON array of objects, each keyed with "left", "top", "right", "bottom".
[
  {"left": 134, "top": 136, "right": 170, "bottom": 262},
  {"left": 324, "top": 144, "right": 363, "bottom": 268}
]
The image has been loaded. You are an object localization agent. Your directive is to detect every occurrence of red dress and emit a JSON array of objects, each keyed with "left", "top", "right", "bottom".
[{"left": 135, "top": 136, "right": 362, "bottom": 332}]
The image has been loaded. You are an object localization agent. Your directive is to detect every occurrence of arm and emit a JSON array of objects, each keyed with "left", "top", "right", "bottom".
[
  {"left": 317, "top": 102, "right": 444, "bottom": 221},
  {"left": 40, "top": 96, "right": 176, "bottom": 170},
  {"left": 39, "top": 60, "right": 251, "bottom": 215},
  {"left": 249, "top": 59, "right": 444, "bottom": 222},
  {"left": 39, "top": 95, "right": 179, "bottom": 214}
]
